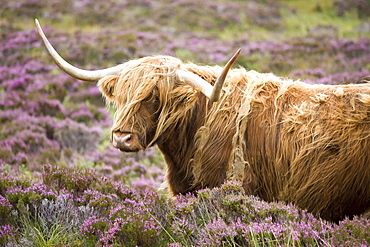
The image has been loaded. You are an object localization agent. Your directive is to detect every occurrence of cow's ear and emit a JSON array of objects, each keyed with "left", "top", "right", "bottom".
[{"left": 98, "top": 75, "right": 118, "bottom": 100}]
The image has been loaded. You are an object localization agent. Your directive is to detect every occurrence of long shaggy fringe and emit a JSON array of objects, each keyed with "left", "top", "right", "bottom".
[
  {"left": 99, "top": 55, "right": 370, "bottom": 221},
  {"left": 99, "top": 56, "right": 201, "bottom": 146}
]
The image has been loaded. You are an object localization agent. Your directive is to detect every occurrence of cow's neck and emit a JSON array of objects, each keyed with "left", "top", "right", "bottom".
[{"left": 157, "top": 96, "right": 207, "bottom": 195}]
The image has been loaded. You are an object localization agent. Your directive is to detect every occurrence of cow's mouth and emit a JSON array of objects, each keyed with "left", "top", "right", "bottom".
[{"left": 112, "top": 131, "right": 144, "bottom": 152}]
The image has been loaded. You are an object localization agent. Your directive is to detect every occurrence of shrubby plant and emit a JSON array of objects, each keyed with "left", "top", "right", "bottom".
[
  {"left": 0, "top": 167, "right": 369, "bottom": 246},
  {"left": 334, "top": 0, "right": 370, "bottom": 19}
]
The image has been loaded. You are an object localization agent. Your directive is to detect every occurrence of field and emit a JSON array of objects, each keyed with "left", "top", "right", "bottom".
[{"left": 0, "top": 0, "right": 369, "bottom": 246}]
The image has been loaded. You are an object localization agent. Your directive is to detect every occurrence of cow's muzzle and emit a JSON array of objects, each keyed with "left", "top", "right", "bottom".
[{"left": 112, "top": 131, "right": 143, "bottom": 152}]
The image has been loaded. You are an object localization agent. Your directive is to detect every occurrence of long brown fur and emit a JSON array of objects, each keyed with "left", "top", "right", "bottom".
[{"left": 98, "top": 55, "right": 370, "bottom": 222}]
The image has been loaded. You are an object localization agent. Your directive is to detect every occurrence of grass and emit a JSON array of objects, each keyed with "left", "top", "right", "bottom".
[
  {"left": 279, "top": 0, "right": 365, "bottom": 39},
  {"left": 17, "top": 206, "right": 81, "bottom": 246},
  {"left": 187, "top": 0, "right": 369, "bottom": 43}
]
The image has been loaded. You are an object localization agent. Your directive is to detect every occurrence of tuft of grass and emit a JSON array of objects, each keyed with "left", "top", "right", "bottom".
[
  {"left": 28, "top": 220, "right": 81, "bottom": 247},
  {"left": 18, "top": 210, "right": 82, "bottom": 247}
]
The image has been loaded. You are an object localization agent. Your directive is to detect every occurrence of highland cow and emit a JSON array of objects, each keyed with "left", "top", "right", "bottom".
[{"left": 36, "top": 19, "right": 370, "bottom": 222}]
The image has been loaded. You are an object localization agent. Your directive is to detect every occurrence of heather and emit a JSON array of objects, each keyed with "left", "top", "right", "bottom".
[
  {"left": 1, "top": 167, "right": 369, "bottom": 246},
  {"left": 0, "top": 0, "right": 369, "bottom": 246}
]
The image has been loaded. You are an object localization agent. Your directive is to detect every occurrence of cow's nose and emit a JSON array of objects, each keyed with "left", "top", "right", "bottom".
[
  {"left": 112, "top": 132, "right": 142, "bottom": 152},
  {"left": 113, "top": 132, "right": 132, "bottom": 148}
]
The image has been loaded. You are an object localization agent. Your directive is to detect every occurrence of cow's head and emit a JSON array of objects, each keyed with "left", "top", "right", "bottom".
[
  {"left": 35, "top": 19, "right": 240, "bottom": 152},
  {"left": 97, "top": 56, "right": 201, "bottom": 152}
]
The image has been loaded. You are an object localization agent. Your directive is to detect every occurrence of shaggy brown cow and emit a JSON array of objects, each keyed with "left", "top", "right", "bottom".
[{"left": 36, "top": 19, "right": 370, "bottom": 222}]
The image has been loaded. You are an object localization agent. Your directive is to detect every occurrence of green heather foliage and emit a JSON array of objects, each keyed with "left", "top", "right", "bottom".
[{"left": 0, "top": 0, "right": 369, "bottom": 246}]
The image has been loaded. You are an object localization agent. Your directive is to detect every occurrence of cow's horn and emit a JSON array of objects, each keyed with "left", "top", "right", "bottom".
[
  {"left": 35, "top": 19, "right": 123, "bottom": 82},
  {"left": 177, "top": 49, "right": 241, "bottom": 103},
  {"left": 210, "top": 48, "right": 241, "bottom": 102}
]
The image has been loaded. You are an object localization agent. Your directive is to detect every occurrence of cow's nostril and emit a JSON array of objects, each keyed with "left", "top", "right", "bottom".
[{"left": 123, "top": 134, "right": 132, "bottom": 142}]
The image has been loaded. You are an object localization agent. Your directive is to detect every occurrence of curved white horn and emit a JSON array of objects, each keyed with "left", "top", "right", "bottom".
[
  {"left": 177, "top": 49, "right": 241, "bottom": 103},
  {"left": 177, "top": 70, "right": 214, "bottom": 98},
  {"left": 35, "top": 19, "right": 124, "bottom": 82}
]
